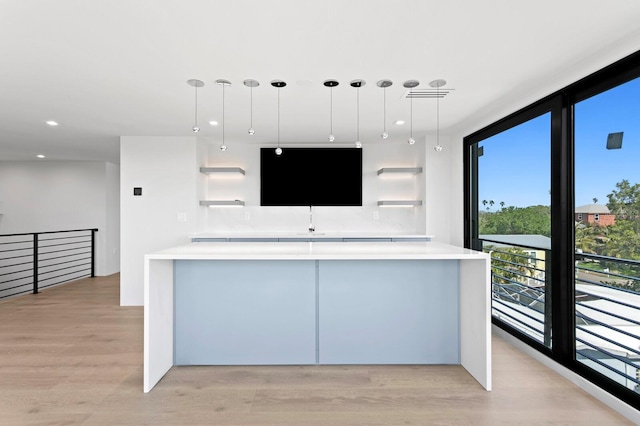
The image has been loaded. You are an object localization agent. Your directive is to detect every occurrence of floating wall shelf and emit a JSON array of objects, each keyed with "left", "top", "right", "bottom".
[
  {"left": 377, "top": 200, "right": 423, "bottom": 207},
  {"left": 199, "top": 200, "right": 245, "bottom": 207},
  {"left": 200, "top": 167, "right": 245, "bottom": 175},
  {"left": 377, "top": 167, "right": 422, "bottom": 175}
]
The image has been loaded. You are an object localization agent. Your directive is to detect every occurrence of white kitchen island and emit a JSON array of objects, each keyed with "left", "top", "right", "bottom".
[{"left": 144, "top": 241, "right": 491, "bottom": 392}]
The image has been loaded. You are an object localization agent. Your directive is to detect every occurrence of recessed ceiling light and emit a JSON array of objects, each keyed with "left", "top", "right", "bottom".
[
  {"left": 45, "top": 120, "right": 59, "bottom": 126},
  {"left": 37, "top": 154, "right": 46, "bottom": 158},
  {"left": 394, "top": 120, "right": 405, "bottom": 125},
  {"left": 209, "top": 120, "right": 219, "bottom": 126}
]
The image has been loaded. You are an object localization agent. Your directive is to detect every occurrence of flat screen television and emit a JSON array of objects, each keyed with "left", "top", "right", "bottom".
[{"left": 260, "top": 147, "right": 362, "bottom": 206}]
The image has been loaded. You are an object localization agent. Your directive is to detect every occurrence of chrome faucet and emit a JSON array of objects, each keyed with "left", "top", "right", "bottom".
[{"left": 308, "top": 205, "right": 315, "bottom": 233}]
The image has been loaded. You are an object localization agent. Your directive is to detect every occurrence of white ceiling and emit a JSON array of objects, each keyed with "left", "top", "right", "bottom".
[{"left": 2, "top": 0, "right": 640, "bottom": 164}]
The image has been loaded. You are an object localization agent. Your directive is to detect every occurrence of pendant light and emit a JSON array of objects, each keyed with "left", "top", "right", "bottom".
[
  {"left": 377, "top": 80, "right": 393, "bottom": 139},
  {"left": 187, "top": 79, "right": 204, "bottom": 132},
  {"left": 403, "top": 80, "right": 420, "bottom": 145},
  {"left": 350, "top": 79, "right": 366, "bottom": 148},
  {"left": 216, "top": 79, "right": 231, "bottom": 151},
  {"left": 271, "top": 80, "right": 286, "bottom": 155},
  {"left": 243, "top": 79, "right": 259, "bottom": 135},
  {"left": 430, "top": 79, "right": 446, "bottom": 152},
  {"left": 324, "top": 79, "right": 339, "bottom": 142}
]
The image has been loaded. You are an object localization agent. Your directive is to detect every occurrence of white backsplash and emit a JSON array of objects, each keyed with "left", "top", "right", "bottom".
[{"left": 203, "top": 205, "right": 420, "bottom": 234}]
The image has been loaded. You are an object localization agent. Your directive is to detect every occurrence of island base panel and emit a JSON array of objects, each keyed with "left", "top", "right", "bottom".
[
  {"left": 174, "top": 259, "right": 460, "bottom": 366},
  {"left": 175, "top": 260, "right": 317, "bottom": 365},
  {"left": 319, "top": 260, "right": 459, "bottom": 364}
]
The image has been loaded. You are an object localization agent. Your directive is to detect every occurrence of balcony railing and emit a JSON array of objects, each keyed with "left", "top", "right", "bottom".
[
  {"left": 575, "top": 252, "right": 640, "bottom": 393},
  {"left": 0, "top": 229, "right": 98, "bottom": 299},
  {"left": 481, "top": 238, "right": 640, "bottom": 394}
]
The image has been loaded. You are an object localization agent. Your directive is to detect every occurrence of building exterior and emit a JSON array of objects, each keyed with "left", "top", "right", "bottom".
[{"left": 575, "top": 204, "right": 616, "bottom": 226}]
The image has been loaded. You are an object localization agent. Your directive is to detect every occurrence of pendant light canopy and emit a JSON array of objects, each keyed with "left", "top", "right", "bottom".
[
  {"left": 243, "top": 79, "right": 259, "bottom": 136},
  {"left": 187, "top": 79, "right": 204, "bottom": 133},
  {"left": 324, "top": 79, "right": 339, "bottom": 142},
  {"left": 350, "top": 79, "right": 366, "bottom": 148},
  {"left": 403, "top": 80, "right": 420, "bottom": 145},
  {"left": 216, "top": 79, "right": 231, "bottom": 151},
  {"left": 377, "top": 79, "right": 393, "bottom": 139},
  {"left": 271, "top": 80, "right": 286, "bottom": 155},
  {"left": 430, "top": 79, "right": 446, "bottom": 152}
]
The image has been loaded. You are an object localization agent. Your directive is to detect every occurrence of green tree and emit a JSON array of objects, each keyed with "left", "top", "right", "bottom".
[
  {"left": 607, "top": 179, "right": 640, "bottom": 226},
  {"left": 480, "top": 205, "right": 551, "bottom": 237},
  {"left": 487, "top": 245, "right": 539, "bottom": 306},
  {"left": 575, "top": 223, "right": 600, "bottom": 254},
  {"left": 487, "top": 245, "right": 534, "bottom": 284},
  {"left": 601, "top": 220, "right": 640, "bottom": 260},
  {"left": 603, "top": 179, "right": 640, "bottom": 260}
]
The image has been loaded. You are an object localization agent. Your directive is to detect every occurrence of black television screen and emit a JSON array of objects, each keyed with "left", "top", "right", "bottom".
[{"left": 260, "top": 147, "right": 362, "bottom": 206}]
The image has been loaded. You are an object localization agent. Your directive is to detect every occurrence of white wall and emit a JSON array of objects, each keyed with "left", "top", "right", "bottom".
[
  {"left": 104, "top": 162, "right": 121, "bottom": 275},
  {"left": 446, "top": 132, "right": 464, "bottom": 246},
  {"left": 120, "top": 136, "right": 198, "bottom": 306},
  {"left": 119, "top": 136, "right": 460, "bottom": 307},
  {"left": 0, "top": 160, "right": 120, "bottom": 276},
  {"left": 421, "top": 129, "right": 472, "bottom": 248},
  {"left": 199, "top": 140, "right": 427, "bottom": 235},
  {"left": 422, "top": 134, "right": 455, "bottom": 244}
]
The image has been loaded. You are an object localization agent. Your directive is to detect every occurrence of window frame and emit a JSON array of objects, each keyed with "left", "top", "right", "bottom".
[{"left": 464, "top": 48, "right": 640, "bottom": 410}]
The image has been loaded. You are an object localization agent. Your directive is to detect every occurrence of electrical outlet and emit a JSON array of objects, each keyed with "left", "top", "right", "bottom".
[
  {"left": 244, "top": 211, "right": 250, "bottom": 221},
  {"left": 177, "top": 212, "right": 187, "bottom": 223},
  {"left": 373, "top": 210, "right": 379, "bottom": 220}
]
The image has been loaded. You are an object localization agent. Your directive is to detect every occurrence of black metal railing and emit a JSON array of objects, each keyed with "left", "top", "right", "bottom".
[
  {"left": 482, "top": 237, "right": 640, "bottom": 394},
  {"left": 0, "top": 229, "right": 98, "bottom": 299},
  {"left": 575, "top": 252, "right": 640, "bottom": 393},
  {"left": 481, "top": 238, "right": 551, "bottom": 346}
]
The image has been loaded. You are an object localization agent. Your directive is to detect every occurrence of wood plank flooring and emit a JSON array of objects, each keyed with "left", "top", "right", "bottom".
[{"left": 0, "top": 274, "right": 635, "bottom": 425}]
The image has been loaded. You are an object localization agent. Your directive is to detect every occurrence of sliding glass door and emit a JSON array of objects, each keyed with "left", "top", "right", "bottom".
[
  {"left": 465, "top": 50, "right": 640, "bottom": 409},
  {"left": 574, "top": 76, "right": 640, "bottom": 394},
  {"left": 476, "top": 113, "right": 552, "bottom": 348}
]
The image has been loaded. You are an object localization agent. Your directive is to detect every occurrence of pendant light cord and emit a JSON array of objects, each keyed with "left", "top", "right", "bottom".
[
  {"left": 250, "top": 85, "right": 253, "bottom": 129},
  {"left": 330, "top": 87, "right": 333, "bottom": 136},
  {"left": 222, "top": 83, "right": 225, "bottom": 144},
  {"left": 277, "top": 87, "right": 280, "bottom": 147},
  {"left": 357, "top": 87, "right": 360, "bottom": 141},
  {"left": 194, "top": 84, "right": 198, "bottom": 128},
  {"left": 383, "top": 86, "right": 387, "bottom": 133},
  {"left": 436, "top": 85, "right": 440, "bottom": 146},
  {"left": 410, "top": 92, "right": 413, "bottom": 138}
]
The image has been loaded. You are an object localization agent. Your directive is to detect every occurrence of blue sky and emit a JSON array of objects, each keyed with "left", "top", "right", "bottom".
[{"left": 478, "top": 77, "right": 640, "bottom": 209}]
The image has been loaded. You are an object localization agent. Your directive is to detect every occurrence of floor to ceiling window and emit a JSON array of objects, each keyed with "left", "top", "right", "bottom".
[
  {"left": 465, "top": 50, "right": 640, "bottom": 409},
  {"left": 574, "top": 76, "right": 640, "bottom": 394},
  {"left": 476, "top": 113, "right": 552, "bottom": 348}
]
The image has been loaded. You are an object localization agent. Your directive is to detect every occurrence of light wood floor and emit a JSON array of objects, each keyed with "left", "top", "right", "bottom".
[{"left": 0, "top": 274, "right": 635, "bottom": 425}]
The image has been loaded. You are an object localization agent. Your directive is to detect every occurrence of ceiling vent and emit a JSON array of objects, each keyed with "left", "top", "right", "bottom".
[{"left": 402, "top": 88, "right": 454, "bottom": 99}]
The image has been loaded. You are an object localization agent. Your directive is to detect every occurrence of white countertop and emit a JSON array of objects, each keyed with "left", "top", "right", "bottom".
[
  {"left": 146, "top": 241, "right": 488, "bottom": 261},
  {"left": 190, "top": 232, "right": 434, "bottom": 239}
]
